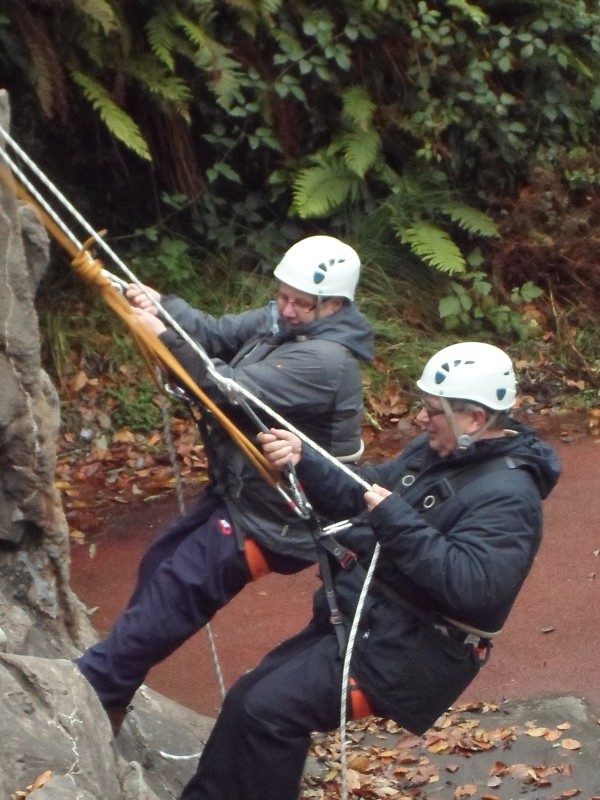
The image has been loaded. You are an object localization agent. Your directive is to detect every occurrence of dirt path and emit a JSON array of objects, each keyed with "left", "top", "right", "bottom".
[{"left": 70, "top": 417, "right": 600, "bottom": 718}]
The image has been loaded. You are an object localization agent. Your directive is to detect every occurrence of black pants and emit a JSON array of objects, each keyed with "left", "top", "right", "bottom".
[
  {"left": 74, "top": 496, "right": 251, "bottom": 708},
  {"left": 180, "top": 621, "right": 344, "bottom": 800}
]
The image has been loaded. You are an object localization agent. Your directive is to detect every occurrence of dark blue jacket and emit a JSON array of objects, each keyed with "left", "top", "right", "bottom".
[{"left": 298, "top": 423, "right": 561, "bottom": 733}]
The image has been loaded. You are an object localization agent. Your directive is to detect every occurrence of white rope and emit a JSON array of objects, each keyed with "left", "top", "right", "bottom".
[
  {"left": 158, "top": 374, "right": 227, "bottom": 702},
  {"left": 158, "top": 749, "right": 203, "bottom": 761},
  {"left": 0, "top": 124, "right": 371, "bottom": 493},
  {"left": 1, "top": 127, "right": 380, "bottom": 794},
  {"left": 0, "top": 132, "right": 129, "bottom": 292},
  {"left": 0, "top": 129, "right": 232, "bottom": 706},
  {"left": 338, "top": 542, "right": 380, "bottom": 800}
]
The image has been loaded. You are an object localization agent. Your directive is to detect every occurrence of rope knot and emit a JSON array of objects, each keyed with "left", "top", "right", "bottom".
[{"left": 71, "top": 249, "right": 111, "bottom": 289}]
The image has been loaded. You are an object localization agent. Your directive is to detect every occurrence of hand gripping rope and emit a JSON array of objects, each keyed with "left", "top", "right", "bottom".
[{"left": 0, "top": 124, "right": 378, "bottom": 799}]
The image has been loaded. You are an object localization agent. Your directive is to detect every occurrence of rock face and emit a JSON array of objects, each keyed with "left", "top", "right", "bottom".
[{"left": 0, "top": 90, "right": 211, "bottom": 799}]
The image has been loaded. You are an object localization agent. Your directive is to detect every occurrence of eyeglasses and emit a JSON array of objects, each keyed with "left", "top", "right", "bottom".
[
  {"left": 275, "top": 291, "right": 318, "bottom": 313},
  {"left": 418, "top": 399, "right": 446, "bottom": 417}
]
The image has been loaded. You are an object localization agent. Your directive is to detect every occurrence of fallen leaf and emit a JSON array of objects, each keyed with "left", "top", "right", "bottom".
[
  {"left": 347, "top": 754, "right": 371, "bottom": 772},
  {"left": 454, "top": 785, "right": 477, "bottom": 799},
  {"left": 560, "top": 738, "right": 581, "bottom": 750},
  {"left": 544, "top": 729, "right": 562, "bottom": 742},
  {"left": 69, "top": 370, "right": 89, "bottom": 392},
  {"left": 525, "top": 726, "right": 550, "bottom": 737},
  {"left": 30, "top": 771, "right": 52, "bottom": 791}
]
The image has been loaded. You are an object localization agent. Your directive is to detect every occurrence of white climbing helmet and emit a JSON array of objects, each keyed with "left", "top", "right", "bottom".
[
  {"left": 273, "top": 235, "right": 361, "bottom": 300},
  {"left": 416, "top": 341, "right": 517, "bottom": 410}
]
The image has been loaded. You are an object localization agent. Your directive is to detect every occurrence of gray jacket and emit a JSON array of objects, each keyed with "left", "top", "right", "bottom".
[{"left": 159, "top": 297, "right": 374, "bottom": 561}]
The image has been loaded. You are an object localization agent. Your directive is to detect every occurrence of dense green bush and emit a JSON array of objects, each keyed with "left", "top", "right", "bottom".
[
  {"left": 0, "top": 0, "right": 600, "bottom": 412},
  {"left": 3, "top": 0, "right": 600, "bottom": 347}
]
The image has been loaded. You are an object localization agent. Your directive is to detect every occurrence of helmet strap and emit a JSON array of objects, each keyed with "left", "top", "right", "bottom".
[
  {"left": 440, "top": 397, "right": 499, "bottom": 454},
  {"left": 313, "top": 296, "right": 324, "bottom": 321}
]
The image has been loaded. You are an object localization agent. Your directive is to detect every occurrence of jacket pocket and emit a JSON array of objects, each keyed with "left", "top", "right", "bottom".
[{"left": 353, "top": 616, "right": 480, "bottom": 735}]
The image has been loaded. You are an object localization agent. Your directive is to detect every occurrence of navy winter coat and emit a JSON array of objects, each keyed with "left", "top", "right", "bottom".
[
  {"left": 158, "top": 297, "right": 374, "bottom": 561},
  {"left": 298, "top": 423, "right": 561, "bottom": 733}
]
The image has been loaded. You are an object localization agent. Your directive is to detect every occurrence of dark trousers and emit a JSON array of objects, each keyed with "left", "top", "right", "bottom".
[
  {"left": 180, "top": 622, "right": 344, "bottom": 800},
  {"left": 74, "top": 496, "right": 251, "bottom": 708}
]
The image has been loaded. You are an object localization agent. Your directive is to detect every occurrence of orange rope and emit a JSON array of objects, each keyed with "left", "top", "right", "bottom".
[
  {"left": 1, "top": 165, "right": 279, "bottom": 489},
  {"left": 70, "top": 246, "right": 278, "bottom": 488}
]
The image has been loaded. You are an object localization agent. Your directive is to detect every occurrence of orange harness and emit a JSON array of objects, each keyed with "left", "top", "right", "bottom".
[
  {"left": 244, "top": 539, "right": 272, "bottom": 581},
  {"left": 349, "top": 677, "right": 373, "bottom": 719}
]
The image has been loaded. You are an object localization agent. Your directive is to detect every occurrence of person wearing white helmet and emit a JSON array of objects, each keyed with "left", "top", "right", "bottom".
[
  {"left": 178, "top": 341, "right": 561, "bottom": 800},
  {"left": 75, "top": 235, "right": 374, "bottom": 734},
  {"left": 273, "top": 234, "right": 361, "bottom": 300},
  {"left": 415, "top": 341, "right": 517, "bottom": 455}
]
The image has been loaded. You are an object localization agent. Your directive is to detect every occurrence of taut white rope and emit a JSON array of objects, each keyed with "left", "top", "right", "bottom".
[
  {"left": 1, "top": 126, "right": 380, "bottom": 793},
  {"left": 0, "top": 123, "right": 371, "bottom": 493}
]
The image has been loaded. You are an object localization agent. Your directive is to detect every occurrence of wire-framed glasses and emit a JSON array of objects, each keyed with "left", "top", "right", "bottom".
[{"left": 274, "top": 290, "right": 318, "bottom": 313}]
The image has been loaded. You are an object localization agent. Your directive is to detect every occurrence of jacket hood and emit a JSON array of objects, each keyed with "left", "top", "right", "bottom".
[
  {"left": 499, "top": 422, "right": 561, "bottom": 499},
  {"left": 276, "top": 302, "right": 375, "bottom": 363},
  {"left": 419, "top": 420, "right": 561, "bottom": 500}
]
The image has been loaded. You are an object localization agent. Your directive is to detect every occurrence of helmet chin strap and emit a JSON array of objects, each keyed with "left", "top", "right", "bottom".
[{"left": 439, "top": 397, "right": 498, "bottom": 453}]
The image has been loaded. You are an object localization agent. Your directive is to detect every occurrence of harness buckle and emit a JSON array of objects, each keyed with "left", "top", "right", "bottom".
[{"left": 339, "top": 550, "right": 357, "bottom": 569}]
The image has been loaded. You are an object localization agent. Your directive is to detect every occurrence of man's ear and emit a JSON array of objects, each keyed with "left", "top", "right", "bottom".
[{"left": 471, "top": 406, "right": 489, "bottom": 432}]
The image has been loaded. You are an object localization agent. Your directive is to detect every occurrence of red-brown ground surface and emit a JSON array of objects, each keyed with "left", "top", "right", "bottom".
[{"left": 69, "top": 411, "right": 600, "bottom": 719}]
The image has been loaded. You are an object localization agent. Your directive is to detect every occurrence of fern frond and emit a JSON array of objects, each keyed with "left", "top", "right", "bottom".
[
  {"left": 170, "top": 11, "right": 242, "bottom": 107},
  {"left": 292, "top": 164, "right": 357, "bottom": 218},
  {"left": 172, "top": 12, "right": 216, "bottom": 58},
  {"left": 70, "top": 70, "right": 151, "bottom": 160},
  {"left": 129, "top": 55, "right": 192, "bottom": 119},
  {"left": 446, "top": 0, "right": 489, "bottom": 27},
  {"left": 394, "top": 220, "right": 466, "bottom": 274},
  {"left": 145, "top": 13, "right": 179, "bottom": 72},
  {"left": 72, "top": 0, "right": 118, "bottom": 34},
  {"left": 211, "top": 70, "right": 244, "bottom": 110},
  {"left": 222, "top": 0, "right": 258, "bottom": 10},
  {"left": 260, "top": 0, "right": 283, "bottom": 13},
  {"left": 440, "top": 202, "right": 499, "bottom": 237},
  {"left": 225, "top": 0, "right": 281, "bottom": 13},
  {"left": 341, "top": 85, "right": 376, "bottom": 130},
  {"left": 342, "top": 129, "right": 380, "bottom": 177}
]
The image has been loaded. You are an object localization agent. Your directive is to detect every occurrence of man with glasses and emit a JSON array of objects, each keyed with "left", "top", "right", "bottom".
[
  {"left": 74, "top": 235, "right": 374, "bottom": 734},
  {"left": 178, "top": 342, "right": 561, "bottom": 800}
]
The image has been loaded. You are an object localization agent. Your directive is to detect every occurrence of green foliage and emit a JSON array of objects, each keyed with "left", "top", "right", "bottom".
[
  {"left": 106, "top": 380, "right": 163, "bottom": 432},
  {"left": 398, "top": 222, "right": 466, "bottom": 274},
  {"left": 292, "top": 161, "right": 362, "bottom": 218},
  {"left": 72, "top": 0, "right": 118, "bottom": 33},
  {"left": 439, "top": 268, "right": 545, "bottom": 339},
  {"left": 129, "top": 233, "right": 198, "bottom": 291},
  {"left": 70, "top": 70, "right": 151, "bottom": 159},
  {"left": 4, "top": 0, "right": 600, "bottom": 339}
]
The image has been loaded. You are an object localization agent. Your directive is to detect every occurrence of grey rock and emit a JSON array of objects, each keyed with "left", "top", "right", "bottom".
[{"left": 0, "top": 89, "right": 212, "bottom": 800}]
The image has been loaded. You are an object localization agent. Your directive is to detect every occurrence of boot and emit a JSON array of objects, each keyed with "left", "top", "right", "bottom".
[{"left": 105, "top": 706, "right": 128, "bottom": 737}]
